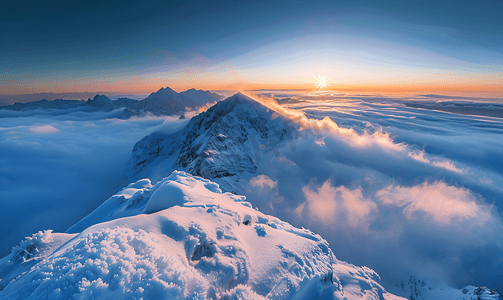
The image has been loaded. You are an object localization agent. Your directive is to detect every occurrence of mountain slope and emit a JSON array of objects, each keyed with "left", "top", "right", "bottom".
[
  {"left": 125, "top": 93, "right": 298, "bottom": 189},
  {"left": 0, "top": 171, "right": 402, "bottom": 299}
]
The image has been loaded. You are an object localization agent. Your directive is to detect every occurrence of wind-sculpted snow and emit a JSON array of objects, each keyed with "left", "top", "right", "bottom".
[
  {"left": 0, "top": 230, "right": 76, "bottom": 292},
  {"left": 0, "top": 171, "right": 401, "bottom": 300}
]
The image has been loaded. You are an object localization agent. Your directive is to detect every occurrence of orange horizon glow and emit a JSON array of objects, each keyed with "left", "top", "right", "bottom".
[{"left": 2, "top": 82, "right": 503, "bottom": 98}]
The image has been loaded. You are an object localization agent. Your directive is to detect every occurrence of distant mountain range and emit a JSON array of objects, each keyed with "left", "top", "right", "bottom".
[
  {"left": 0, "top": 87, "right": 224, "bottom": 118},
  {"left": 125, "top": 86, "right": 223, "bottom": 118},
  {"left": 0, "top": 92, "right": 110, "bottom": 107},
  {"left": 0, "top": 99, "right": 86, "bottom": 110}
]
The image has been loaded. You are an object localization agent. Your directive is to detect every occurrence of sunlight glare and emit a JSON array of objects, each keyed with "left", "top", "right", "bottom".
[{"left": 314, "top": 75, "right": 331, "bottom": 90}]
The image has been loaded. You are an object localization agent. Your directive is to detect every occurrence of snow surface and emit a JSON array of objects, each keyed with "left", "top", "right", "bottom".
[
  {"left": 0, "top": 230, "right": 77, "bottom": 292},
  {"left": 0, "top": 171, "right": 401, "bottom": 300}
]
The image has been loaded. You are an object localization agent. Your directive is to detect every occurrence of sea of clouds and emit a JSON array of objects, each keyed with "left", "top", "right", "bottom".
[
  {"left": 242, "top": 91, "right": 503, "bottom": 291},
  {"left": 0, "top": 107, "right": 190, "bottom": 258},
  {"left": 2, "top": 93, "right": 503, "bottom": 293}
]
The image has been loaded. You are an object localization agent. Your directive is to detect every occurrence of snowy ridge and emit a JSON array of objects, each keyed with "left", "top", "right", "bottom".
[
  {"left": 0, "top": 171, "right": 401, "bottom": 299},
  {"left": 126, "top": 92, "right": 298, "bottom": 189}
]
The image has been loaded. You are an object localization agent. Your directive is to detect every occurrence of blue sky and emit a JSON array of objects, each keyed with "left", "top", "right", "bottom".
[{"left": 1, "top": 0, "right": 502, "bottom": 94}]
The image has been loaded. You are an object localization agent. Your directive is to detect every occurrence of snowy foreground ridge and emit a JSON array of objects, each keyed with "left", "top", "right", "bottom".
[{"left": 0, "top": 171, "right": 403, "bottom": 300}]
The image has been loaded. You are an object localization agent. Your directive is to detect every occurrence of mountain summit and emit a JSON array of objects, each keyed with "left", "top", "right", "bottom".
[{"left": 126, "top": 93, "right": 298, "bottom": 190}]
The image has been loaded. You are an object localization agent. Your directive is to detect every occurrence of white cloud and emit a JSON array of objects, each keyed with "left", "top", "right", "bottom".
[
  {"left": 408, "top": 150, "right": 466, "bottom": 174},
  {"left": 4, "top": 91, "right": 503, "bottom": 292},
  {"left": 29, "top": 124, "right": 59, "bottom": 134},
  {"left": 376, "top": 181, "right": 491, "bottom": 224},
  {"left": 297, "top": 179, "right": 377, "bottom": 229},
  {"left": 244, "top": 92, "right": 503, "bottom": 290},
  {"left": 249, "top": 175, "right": 277, "bottom": 191},
  {"left": 315, "top": 136, "right": 326, "bottom": 146},
  {"left": 0, "top": 111, "right": 185, "bottom": 258}
]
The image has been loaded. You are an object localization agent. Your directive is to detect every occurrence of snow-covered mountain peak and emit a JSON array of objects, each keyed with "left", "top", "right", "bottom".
[
  {"left": 126, "top": 93, "right": 299, "bottom": 187},
  {"left": 1, "top": 171, "right": 400, "bottom": 299}
]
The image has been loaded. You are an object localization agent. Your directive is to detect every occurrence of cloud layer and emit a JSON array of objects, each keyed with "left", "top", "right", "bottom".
[
  {"left": 2, "top": 92, "right": 503, "bottom": 292},
  {"left": 376, "top": 181, "right": 490, "bottom": 224},
  {"left": 0, "top": 109, "right": 189, "bottom": 257},
  {"left": 241, "top": 91, "right": 503, "bottom": 290}
]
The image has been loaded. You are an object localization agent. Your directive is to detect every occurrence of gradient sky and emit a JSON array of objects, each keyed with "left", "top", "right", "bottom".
[{"left": 1, "top": 0, "right": 502, "bottom": 95}]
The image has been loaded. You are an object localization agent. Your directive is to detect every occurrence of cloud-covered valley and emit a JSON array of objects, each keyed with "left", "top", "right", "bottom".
[
  {"left": 0, "top": 108, "right": 191, "bottom": 258},
  {"left": 2, "top": 92, "right": 503, "bottom": 295},
  {"left": 241, "top": 91, "right": 503, "bottom": 290}
]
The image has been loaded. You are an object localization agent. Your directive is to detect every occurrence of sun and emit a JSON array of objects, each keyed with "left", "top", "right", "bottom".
[{"left": 313, "top": 75, "right": 331, "bottom": 90}]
